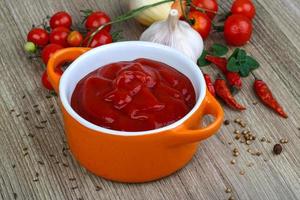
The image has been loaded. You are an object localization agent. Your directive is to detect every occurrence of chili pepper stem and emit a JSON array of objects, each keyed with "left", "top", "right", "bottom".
[
  {"left": 87, "top": 0, "right": 174, "bottom": 46},
  {"left": 251, "top": 71, "right": 259, "bottom": 80}
]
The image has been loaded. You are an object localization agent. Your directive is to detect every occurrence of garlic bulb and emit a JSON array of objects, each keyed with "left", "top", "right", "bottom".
[
  {"left": 140, "top": 9, "right": 204, "bottom": 63},
  {"left": 129, "top": 0, "right": 172, "bottom": 26}
]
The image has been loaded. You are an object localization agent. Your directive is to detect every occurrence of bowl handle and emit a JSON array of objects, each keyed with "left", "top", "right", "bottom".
[
  {"left": 168, "top": 91, "right": 224, "bottom": 146},
  {"left": 47, "top": 47, "right": 91, "bottom": 93}
]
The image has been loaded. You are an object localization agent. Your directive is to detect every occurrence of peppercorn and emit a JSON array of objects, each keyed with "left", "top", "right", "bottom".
[
  {"left": 224, "top": 119, "right": 230, "bottom": 125},
  {"left": 273, "top": 144, "right": 283, "bottom": 155}
]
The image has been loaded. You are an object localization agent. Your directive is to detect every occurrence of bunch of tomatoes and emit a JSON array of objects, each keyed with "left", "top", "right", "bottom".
[
  {"left": 24, "top": 11, "right": 112, "bottom": 90},
  {"left": 187, "top": 0, "right": 255, "bottom": 45}
]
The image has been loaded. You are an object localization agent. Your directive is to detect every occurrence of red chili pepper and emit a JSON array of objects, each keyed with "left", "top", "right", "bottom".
[
  {"left": 203, "top": 73, "right": 215, "bottom": 97},
  {"left": 253, "top": 78, "right": 287, "bottom": 118},
  {"left": 205, "top": 55, "right": 227, "bottom": 72},
  {"left": 205, "top": 55, "right": 242, "bottom": 91},
  {"left": 226, "top": 72, "right": 242, "bottom": 91},
  {"left": 214, "top": 76, "right": 245, "bottom": 110}
]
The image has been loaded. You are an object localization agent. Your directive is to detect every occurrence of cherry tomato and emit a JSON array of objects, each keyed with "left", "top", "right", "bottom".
[
  {"left": 50, "top": 11, "right": 72, "bottom": 29},
  {"left": 188, "top": 11, "right": 212, "bottom": 39},
  {"left": 191, "top": 0, "right": 218, "bottom": 20},
  {"left": 41, "top": 44, "right": 63, "bottom": 64},
  {"left": 83, "top": 30, "right": 112, "bottom": 48},
  {"left": 67, "top": 31, "right": 83, "bottom": 47},
  {"left": 224, "top": 14, "right": 253, "bottom": 46},
  {"left": 41, "top": 71, "right": 53, "bottom": 90},
  {"left": 49, "top": 27, "right": 70, "bottom": 47},
  {"left": 85, "top": 11, "right": 111, "bottom": 31},
  {"left": 27, "top": 28, "right": 49, "bottom": 46},
  {"left": 231, "top": 0, "right": 256, "bottom": 20}
]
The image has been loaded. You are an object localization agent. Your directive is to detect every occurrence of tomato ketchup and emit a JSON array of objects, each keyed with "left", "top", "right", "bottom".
[{"left": 71, "top": 58, "right": 196, "bottom": 131}]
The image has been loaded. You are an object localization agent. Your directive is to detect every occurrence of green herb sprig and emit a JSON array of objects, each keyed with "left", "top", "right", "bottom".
[{"left": 227, "top": 48, "right": 260, "bottom": 77}]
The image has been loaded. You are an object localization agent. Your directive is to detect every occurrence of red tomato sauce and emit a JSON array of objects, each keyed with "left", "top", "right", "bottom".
[{"left": 71, "top": 58, "right": 196, "bottom": 131}]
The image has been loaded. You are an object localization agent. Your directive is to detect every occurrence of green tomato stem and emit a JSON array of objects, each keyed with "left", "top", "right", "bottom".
[{"left": 190, "top": 2, "right": 218, "bottom": 14}]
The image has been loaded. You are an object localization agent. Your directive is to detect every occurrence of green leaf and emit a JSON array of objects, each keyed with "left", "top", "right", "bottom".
[
  {"left": 245, "top": 56, "right": 260, "bottom": 70},
  {"left": 237, "top": 49, "right": 246, "bottom": 60},
  {"left": 227, "top": 48, "right": 260, "bottom": 77},
  {"left": 239, "top": 64, "right": 251, "bottom": 77},
  {"left": 211, "top": 43, "right": 229, "bottom": 57},
  {"left": 197, "top": 50, "right": 210, "bottom": 67},
  {"left": 227, "top": 57, "right": 240, "bottom": 72},
  {"left": 228, "top": 48, "right": 240, "bottom": 60}
]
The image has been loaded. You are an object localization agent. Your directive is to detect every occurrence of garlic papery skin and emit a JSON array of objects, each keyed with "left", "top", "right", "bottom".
[
  {"left": 129, "top": 0, "right": 173, "bottom": 26},
  {"left": 140, "top": 9, "right": 203, "bottom": 63}
]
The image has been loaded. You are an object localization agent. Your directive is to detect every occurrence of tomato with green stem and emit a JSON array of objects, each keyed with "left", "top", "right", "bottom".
[
  {"left": 49, "top": 27, "right": 70, "bottom": 47},
  {"left": 224, "top": 14, "right": 253, "bottom": 46},
  {"left": 41, "top": 44, "right": 63, "bottom": 64},
  {"left": 191, "top": 0, "right": 218, "bottom": 20},
  {"left": 83, "top": 30, "right": 112, "bottom": 48},
  {"left": 67, "top": 31, "right": 83, "bottom": 47},
  {"left": 188, "top": 11, "right": 212, "bottom": 39},
  {"left": 231, "top": 0, "right": 256, "bottom": 20},
  {"left": 27, "top": 28, "right": 49, "bottom": 46},
  {"left": 85, "top": 11, "right": 111, "bottom": 32},
  {"left": 50, "top": 11, "right": 72, "bottom": 29}
]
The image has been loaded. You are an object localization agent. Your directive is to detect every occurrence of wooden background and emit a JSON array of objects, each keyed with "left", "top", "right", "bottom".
[{"left": 0, "top": 0, "right": 299, "bottom": 199}]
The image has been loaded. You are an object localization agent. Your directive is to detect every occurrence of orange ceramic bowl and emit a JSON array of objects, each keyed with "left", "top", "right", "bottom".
[{"left": 47, "top": 41, "right": 223, "bottom": 183}]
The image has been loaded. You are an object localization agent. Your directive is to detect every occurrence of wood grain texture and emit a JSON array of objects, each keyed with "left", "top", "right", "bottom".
[{"left": 0, "top": 0, "right": 299, "bottom": 200}]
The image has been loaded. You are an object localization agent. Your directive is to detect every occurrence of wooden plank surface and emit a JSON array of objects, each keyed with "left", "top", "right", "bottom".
[{"left": 0, "top": 0, "right": 299, "bottom": 199}]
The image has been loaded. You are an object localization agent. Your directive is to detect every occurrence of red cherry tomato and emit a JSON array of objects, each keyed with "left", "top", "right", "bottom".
[
  {"left": 41, "top": 71, "right": 53, "bottom": 90},
  {"left": 67, "top": 31, "right": 83, "bottom": 47},
  {"left": 83, "top": 30, "right": 112, "bottom": 48},
  {"left": 224, "top": 14, "right": 253, "bottom": 46},
  {"left": 49, "top": 27, "right": 70, "bottom": 47},
  {"left": 41, "top": 44, "right": 63, "bottom": 64},
  {"left": 188, "top": 11, "right": 212, "bottom": 39},
  {"left": 231, "top": 0, "right": 256, "bottom": 20},
  {"left": 27, "top": 28, "right": 49, "bottom": 46},
  {"left": 191, "top": 0, "right": 218, "bottom": 20},
  {"left": 50, "top": 11, "right": 72, "bottom": 29},
  {"left": 85, "top": 11, "right": 111, "bottom": 31}
]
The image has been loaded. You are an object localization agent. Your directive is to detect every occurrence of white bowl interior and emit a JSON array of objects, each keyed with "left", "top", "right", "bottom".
[{"left": 60, "top": 41, "right": 206, "bottom": 136}]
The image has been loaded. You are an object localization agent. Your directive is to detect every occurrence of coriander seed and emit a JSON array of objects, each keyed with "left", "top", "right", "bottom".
[
  {"left": 225, "top": 188, "right": 232, "bottom": 193},
  {"left": 228, "top": 196, "right": 235, "bottom": 200},
  {"left": 233, "top": 152, "right": 239, "bottom": 157},
  {"left": 234, "top": 118, "right": 241, "bottom": 123}
]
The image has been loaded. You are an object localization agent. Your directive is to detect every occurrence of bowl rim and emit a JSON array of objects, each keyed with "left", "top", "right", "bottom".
[{"left": 59, "top": 41, "right": 206, "bottom": 136}]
